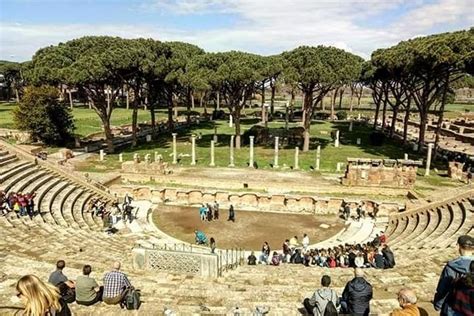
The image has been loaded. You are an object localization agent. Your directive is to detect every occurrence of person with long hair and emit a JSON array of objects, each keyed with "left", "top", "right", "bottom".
[{"left": 16, "top": 275, "right": 70, "bottom": 316}]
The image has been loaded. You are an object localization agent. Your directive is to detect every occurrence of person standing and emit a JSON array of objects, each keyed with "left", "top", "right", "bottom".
[
  {"left": 199, "top": 204, "right": 206, "bottom": 221},
  {"left": 341, "top": 268, "right": 373, "bottom": 316},
  {"left": 228, "top": 204, "right": 235, "bottom": 222},
  {"left": 434, "top": 235, "right": 474, "bottom": 315},
  {"left": 302, "top": 234, "right": 310, "bottom": 252},
  {"left": 447, "top": 260, "right": 474, "bottom": 316},
  {"left": 210, "top": 237, "right": 216, "bottom": 254},
  {"left": 213, "top": 201, "right": 219, "bottom": 220}
]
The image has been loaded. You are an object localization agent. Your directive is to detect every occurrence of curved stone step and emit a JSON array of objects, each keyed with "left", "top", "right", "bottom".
[
  {"left": 71, "top": 192, "right": 94, "bottom": 230},
  {"left": 1, "top": 165, "right": 39, "bottom": 192},
  {"left": 35, "top": 179, "right": 64, "bottom": 224},
  {"left": 8, "top": 170, "right": 49, "bottom": 194},
  {"left": 390, "top": 213, "right": 419, "bottom": 247},
  {"left": 62, "top": 188, "right": 83, "bottom": 229},
  {"left": 434, "top": 202, "right": 468, "bottom": 249},
  {"left": 0, "top": 162, "right": 34, "bottom": 183},
  {"left": 50, "top": 184, "right": 77, "bottom": 227},
  {"left": 401, "top": 210, "right": 430, "bottom": 249},
  {"left": 420, "top": 206, "right": 453, "bottom": 249}
]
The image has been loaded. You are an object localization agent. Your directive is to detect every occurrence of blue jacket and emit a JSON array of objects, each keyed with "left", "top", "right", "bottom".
[{"left": 434, "top": 255, "right": 473, "bottom": 316}]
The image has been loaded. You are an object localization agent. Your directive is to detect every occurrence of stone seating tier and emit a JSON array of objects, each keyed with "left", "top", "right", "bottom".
[{"left": 387, "top": 193, "right": 473, "bottom": 250}]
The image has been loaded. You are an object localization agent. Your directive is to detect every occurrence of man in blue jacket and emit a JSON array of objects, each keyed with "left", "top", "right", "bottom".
[{"left": 433, "top": 235, "right": 474, "bottom": 315}]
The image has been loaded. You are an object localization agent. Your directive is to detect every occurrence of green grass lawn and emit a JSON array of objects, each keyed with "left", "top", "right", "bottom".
[{"left": 79, "top": 119, "right": 429, "bottom": 173}]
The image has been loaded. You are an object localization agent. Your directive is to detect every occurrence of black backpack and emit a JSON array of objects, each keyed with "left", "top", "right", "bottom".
[
  {"left": 324, "top": 300, "right": 338, "bottom": 316},
  {"left": 124, "top": 289, "right": 141, "bottom": 310}
]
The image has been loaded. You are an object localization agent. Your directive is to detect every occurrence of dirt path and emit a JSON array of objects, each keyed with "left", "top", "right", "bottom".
[{"left": 153, "top": 205, "right": 345, "bottom": 251}]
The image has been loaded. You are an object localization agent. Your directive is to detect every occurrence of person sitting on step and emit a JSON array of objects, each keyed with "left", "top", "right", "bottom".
[
  {"left": 76, "top": 265, "right": 103, "bottom": 306},
  {"left": 303, "top": 275, "right": 339, "bottom": 316},
  {"left": 389, "top": 288, "right": 420, "bottom": 316},
  {"left": 103, "top": 261, "right": 133, "bottom": 306},
  {"left": 16, "top": 274, "right": 71, "bottom": 316}
]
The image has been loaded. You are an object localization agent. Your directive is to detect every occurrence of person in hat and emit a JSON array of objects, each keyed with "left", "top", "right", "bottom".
[{"left": 433, "top": 235, "right": 474, "bottom": 316}]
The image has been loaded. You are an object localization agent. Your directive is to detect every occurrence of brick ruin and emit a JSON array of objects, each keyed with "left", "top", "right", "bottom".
[{"left": 342, "top": 158, "right": 422, "bottom": 188}]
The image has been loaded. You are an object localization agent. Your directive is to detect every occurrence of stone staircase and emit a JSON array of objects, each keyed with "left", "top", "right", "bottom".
[{"left": 387, "top": 187, "right": 473, "bottom": 250}]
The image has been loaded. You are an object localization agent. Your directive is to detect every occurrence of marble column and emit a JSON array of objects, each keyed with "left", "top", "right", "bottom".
[
  {"left": 99, "top": 149, "right": 105, "bottom": 161},
  {"left": 335, "top": 130, "right": 340, "bottom": 148},
  {"left": 273, "top": 136, "right": 279, "bottom": 168},
  {"left": 229, "top": 135, "right": 235, "bottom": 167},
  {"left": 191, "top": 134, "right": 196, "bottom": 165},
  {"left": 249, "top": 136, "right": 255, "bottom": 168},
  {"left": 118, "top": 153, "right": 123, "bottom": 162},
  {"left": 172, "top": 133, "right": 177, "bottom": 164},
  {"left": 425, "top": 143, "right": 434, "bottom": 176},
  {"left": 316, "top": 145, "right": 321, "bottom": 171},
  {"left": 210, "top": 140, "right": 215, "bottom": 167}
]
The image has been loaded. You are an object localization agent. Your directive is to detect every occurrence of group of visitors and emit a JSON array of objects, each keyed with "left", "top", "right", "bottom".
[
  {"left": 252, "top": 232, "right": 395, "bottom": 270},
  {"left": 87, "top": 193, "right": 136, "bottom": 229},
  {"left": 300, "top": 234, "right": 473, "bottom": 316},
  {"left": 15, "top": 260, "right": 136, "bottom": 315},
  {"left": 198, "top": 201, "right": 219, "bottom": 221},
  {"left": 198, "top": 202, "right": 237, "bottom": 222},
  {"left": 0, "top": 190, "right": 36, "bottom": 218},
  {"left": 340, "top": 201, "right": 378, "bottom": 221}
]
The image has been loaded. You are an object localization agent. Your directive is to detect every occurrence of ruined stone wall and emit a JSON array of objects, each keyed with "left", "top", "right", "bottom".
[
  {"left": 342, "top": 159, "right": 421, "bottom": 188},
  {"left": 110, "top": 186, "right": 401, "bottom": 215}
]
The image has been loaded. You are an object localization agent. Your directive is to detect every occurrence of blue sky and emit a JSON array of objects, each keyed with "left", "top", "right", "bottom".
[{"left": 1, "top": 0, "right": 473, "bottom": 61}]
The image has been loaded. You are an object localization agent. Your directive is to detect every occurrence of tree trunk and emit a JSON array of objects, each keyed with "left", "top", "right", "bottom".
[
  {"left": 186, "top": 89, "right": 192, "bottom": 123},
  {"left": 167, "top": 92, "right": 173, "bottom": 130},
  {"left": 102, "top": 117, "right": 114, "bottom": 153},
  {"left": 270, "top": 84, "right": 276, "bottom": 118},
  {"left": 434, "top": 74, "right": 450, "bottom": 156},
  {"left": 349, "top": 88, "right": 354, "bottom": 112},
  {"left": 357, "top": 86, "right": 363, "bottom": 108},
  {"left": 331, "top": 88, "right": 338, "bottom": 118},
  {"left": 15, "top": 88, "right": 20, "bottom": 103},
  {"left": 150, "top": 103, "right": 156, "bottom": 137},
  {"left": 418, "top": 112, "right": 427, "bottom": 151},
  {"left": 373, "top": 98, "right": 381, "bottom": 130},
  {"left": 234, "top": 108, "right": 241, "bottom": 149},
  {"left": 191, "top": 92, "right": 195, "bottom": 110},
  {"left": 403, "top": 106, "right": 410, "bottom": 145},
  {"left": 302, "top": 91, "right": 313, "bottom": 152},
  {"left": 338, "top": 88, "right": 344, "bottom": 110},
  {"left": 261, "top": 84, "right": 265, "bottom": 122},
  {"left": 131, "top": 86, "right": 140, "bottom": 147},
  {"left": 216, "top": 91, "right": 220, "bottom": 110},
  {"left": 68, "top": 90, "right": 73, "bottom": 109},
  {"left": 381, "top": 98, "right": 388, "bottom": 131},
  {"left": 290, "top": 90, "right": 295, "bottom": 120},
  {"left": 389, "top": 105, "right": 398, "bottom": 138}
]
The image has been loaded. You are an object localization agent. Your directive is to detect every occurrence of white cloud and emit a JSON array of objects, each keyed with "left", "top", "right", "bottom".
[{"left": 1, "top": 0, "right": 473, "bottom": 61}]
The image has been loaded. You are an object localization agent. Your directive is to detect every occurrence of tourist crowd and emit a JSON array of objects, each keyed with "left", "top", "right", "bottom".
[
  {"left": 11, "top": 234, "right": 473, "bottom": 315},
  {"left": 0, "top": 190, "right": 37, "bottom": 218},
  {"left": 249, "top": 232, "right": 396, "bottom": 270},
  {"left": 298, "top": 234, "right": 474, "bottom": 316}
]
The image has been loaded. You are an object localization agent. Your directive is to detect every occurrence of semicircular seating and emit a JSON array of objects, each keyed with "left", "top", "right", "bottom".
[
  {"left": 388, "top": 189, "right": 473, "bottom": 250},
  {"left": 0, "top": 149, "right": 112, "bottom": 232}
]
